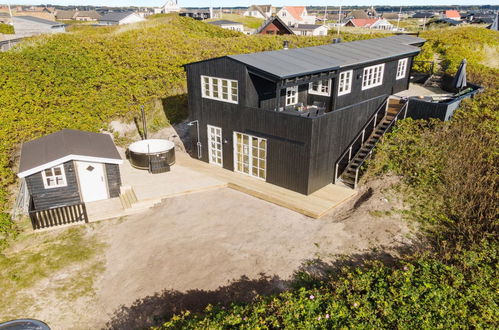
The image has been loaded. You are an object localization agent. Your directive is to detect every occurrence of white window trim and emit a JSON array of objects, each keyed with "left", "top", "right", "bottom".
[
  {"left": 207, "top": 125, "right": 223, "bottom": 167},
  {"left": 308, "top": 79, "right": 331, "bottom": 96},
  {"left": 361, "top": 64, "right": 385, "bottom": 90},
  {"left": 41, "top": 165, "right": 67, "bottom": 189},
  {"left": 338, "top": 70, "right": 353, "bottom": 96},
  {"left": 396, "top": 58, "right": 408, "bottom": 80},
  {"left": 201, "top": 75, "right": 238, "bottom": 104},
  {"left": 285, "top": 86, "right": 298, "bottom": 106}
]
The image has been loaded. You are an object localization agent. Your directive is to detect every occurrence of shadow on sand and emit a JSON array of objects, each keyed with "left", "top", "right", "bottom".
[{"left": 104, "top": 244, "right": 418, "bottom": 329}]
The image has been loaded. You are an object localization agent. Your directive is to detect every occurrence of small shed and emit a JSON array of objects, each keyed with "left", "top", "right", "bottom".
[
  {"left": 18, "top": 129, "right": 123, "bottom": 214},
  {"left": 207, "top": 20, "right": 244, "bottom": 32},
  {"left": 12, "top": 16, "right": 66, "bottom": 37}
]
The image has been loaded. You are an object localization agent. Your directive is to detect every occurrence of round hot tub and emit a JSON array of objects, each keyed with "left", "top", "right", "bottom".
[{"left": 128, "top": 139, "right": 175, "bottom": 170}]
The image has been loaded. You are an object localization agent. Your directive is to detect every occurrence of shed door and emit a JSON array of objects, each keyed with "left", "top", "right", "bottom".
[{"left": 76, "top": 161, "right": 108, "bottom": 203}]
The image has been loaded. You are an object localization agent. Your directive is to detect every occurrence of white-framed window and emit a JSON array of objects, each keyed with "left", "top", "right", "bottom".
[
  {"left": 362, "top": 64, "right": 385, "bottom": 90},
  {"left": 201, "top": 75, "right": 238, "bottom": 104},
  {"left": 285, "top": 86, "right": 298, "bottom": 106},
  {"left": 41, "top": 165, "right": 67, "bottom": 189},
  {"left": 338, "top": 70, "right": 353, "bottom": 96},
  {"left": 396, "top": 58, "right": 408, "bottom": 80},
  {"left": 309, "top": 79, "right": 331, "bottom": 96}
]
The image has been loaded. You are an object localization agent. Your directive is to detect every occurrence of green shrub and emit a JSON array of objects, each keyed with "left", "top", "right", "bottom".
[
  {"left": 159, "top": 242, "right": 498, "bottom": 329},
  {"left": 0, "top": 23, "right": 14, "bottom": 34}
]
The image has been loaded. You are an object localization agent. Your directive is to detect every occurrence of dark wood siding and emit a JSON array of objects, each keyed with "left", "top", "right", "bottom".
[
  {"left": 333, "top": 57, "right": 412, "bottom": 110},
  {"left": 307, "top": 94, "right": 388, "bottom": 193},
  {"left": 25, "top": 161, "right": 81, "bottom": 210},
  {"left": 105, "top": 163, "right": 121, "bottom": 198}
]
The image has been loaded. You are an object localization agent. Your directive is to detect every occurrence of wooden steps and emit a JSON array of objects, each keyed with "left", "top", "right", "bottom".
[{"left": 338, "top": 97, "right": 406, "bottom": 189}]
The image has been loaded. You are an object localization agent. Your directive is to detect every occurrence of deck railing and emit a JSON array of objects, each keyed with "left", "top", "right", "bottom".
[
  {"left": 29, "top": 198, "right": 88, "bottom": 230},
  {"left": 348, "top": 100, "right": 409, "bottom": 189},
  {"left": 334, "top": 97, "right": 389, "bottom": 182}
]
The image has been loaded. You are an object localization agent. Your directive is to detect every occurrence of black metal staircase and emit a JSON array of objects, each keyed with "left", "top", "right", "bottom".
[{"left": 335, "top": 96, "right": 409, "bottom": 189}]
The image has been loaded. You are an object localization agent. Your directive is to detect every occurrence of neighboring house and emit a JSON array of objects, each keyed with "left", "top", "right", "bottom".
[
  {"left": 412, "top": 12, "right": 435, "bottom": 19},
  {"left": 75, "top": 11, "right": 101, "bottom": 21},
  {"left": 381, "top": 12, "right": 401, "bottom": 20},
  {"left": 12, "top": 16, "right": 66, "bottom": 37},
  {"left": 184, "top": 35, "right": 425, "bottom": 194},
  {"left": 444, "top": 10, "right": 461, "bottom": 20},
  {"left": 277, "top": 6, "right": 316, "bottom": 26},
  {"left": 207, "top": 20, "right": 244, "bottom": 32},
  {"left": 0, "top": 12, "right": 10, "bottom": 24},
  {"left": 98, "top": 12, "right": 145, "bottom": 25},
  {"left": 55, "top": 10, "right": 76, "bottom": 20},
  {"left": 346, "top": 9, "right": 369, "bottom": 19},
  {"left": 17, "top": 129, "right": 123, "bottom": 228},
  {"left": 345, "top": 18, "right": 394, "bottom": 30},
  {"left": 179, "top": 9, "right": 212, "bottom": 20},
  {"left": 291, "top": 24, "right": 328, "bottom": 36},
  {"left": 243, "top": 5, "right": 273, "bottom": 19},
  {"left": 255, "top": 15, "right": 295, "bottom": 35},
  {"left": 426, "top": 18, "right": 462, "bottom": 27},
  {"left": 154, "top": 0, "right": 181, "bottom": 14}
]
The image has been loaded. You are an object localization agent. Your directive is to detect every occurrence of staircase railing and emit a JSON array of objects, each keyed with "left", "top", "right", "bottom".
[
  {"left": 348, "top": 100, "right": 409, "bottom": 189},
  {"left": 334, "top": 97, "right": 389, "bottom": 183}
]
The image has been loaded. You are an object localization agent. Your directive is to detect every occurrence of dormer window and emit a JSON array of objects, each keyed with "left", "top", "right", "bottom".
[
  {"left": 309, "top": 79, "right": 331, "bottom": 96},
  {"left": 201, "top": 75, "right": 238, "bottom": 104},
  {"left": 42, "top": 165, "right": 67, "bottom": 189}
]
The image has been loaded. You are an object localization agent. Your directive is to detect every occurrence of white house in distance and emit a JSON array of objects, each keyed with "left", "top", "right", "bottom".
[
  {"left": 277, "top": 6, "right": 316, "bottom": 26},
  {"left": 12, "top": 16, "right": 66, "bottom": 37},
  {"left": 345, "top": 18, "right": 394, "bottom": 30},
  {"left": 291, "top": 24, "right": 328, "bottom": 36},
  {"left": 207, "top": 20, "right": 244, "bottom": 32},
  {"left": 98, "top": 12, "right": 145, "bottom": 25},
  {"left": 243, "top": 5, "right": 274, "bottom": 19},
  {"left": 154, "top": 0, "right": 181, "bottom": 14}
]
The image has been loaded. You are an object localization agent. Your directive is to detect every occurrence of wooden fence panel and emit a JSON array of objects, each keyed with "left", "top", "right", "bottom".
[{"left": 29, "top": 203, "right": 88, "bottom": 230}]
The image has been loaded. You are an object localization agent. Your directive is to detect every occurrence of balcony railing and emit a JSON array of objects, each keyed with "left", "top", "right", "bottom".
[{"left": 276, "top": 102, "right": 327, "bottom": 118}]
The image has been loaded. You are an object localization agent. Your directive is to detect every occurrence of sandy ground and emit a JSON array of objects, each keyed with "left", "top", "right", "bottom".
[{"left": 11, "top": 178, "right": 416, "bottom": 329}]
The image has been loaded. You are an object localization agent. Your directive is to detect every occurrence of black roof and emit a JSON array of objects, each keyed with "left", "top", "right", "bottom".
[
  {"left": 99, "top": 11, "right": 136, "bottom": 22},
  {"left": 255, "top": 16, "right": 295, "bottom": 35},
  {"left": 223, "top": 35, "right": 424, "bottom": 80},
  {"left": 13, "top": 16, "right": 65, "bottom": 27},
  {"left": 207, "top": 20, "right": 243, "bottom": 26},
  {"left": 412, "top": 12, "right": 435, "bottom": 18},
  {"left": 19, "top": 129, "right": 121, "bottom": 177}
]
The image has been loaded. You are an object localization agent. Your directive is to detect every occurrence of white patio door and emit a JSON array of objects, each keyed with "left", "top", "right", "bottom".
[
  {"left": 207, "top": 125, "right": 223, "bottom": 166},
  {"left": 76, "top": 161, "right": 108, "bottom": 203},
  {"left": 233, "top": 132, "right": 267, "bottom": 180}
]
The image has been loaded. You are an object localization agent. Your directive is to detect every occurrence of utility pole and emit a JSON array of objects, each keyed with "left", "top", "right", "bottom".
[
  {"left": 324, "top": 5, "right": 327, "bottom": 25},
  {"left": 337, "top": 5, "right": 342, "bottom": 36},
  {"left": 396, "top": 6, "right": 402, "bottom": 31}
]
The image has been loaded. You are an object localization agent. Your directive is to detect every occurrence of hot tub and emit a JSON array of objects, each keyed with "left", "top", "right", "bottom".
[{"left": 128, "top": 139, "right": 175, "bottom": 171}]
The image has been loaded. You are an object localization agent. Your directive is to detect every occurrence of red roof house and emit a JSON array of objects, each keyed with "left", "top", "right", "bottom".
[{"left": 444, "top": 10, "right": 461, "bottom": 20}]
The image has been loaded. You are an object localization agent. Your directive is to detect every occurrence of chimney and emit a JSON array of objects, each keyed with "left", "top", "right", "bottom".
[
  {"left": 332, "top": 38, "right": 341, "bottom": 44},
  {"left": 283, "top": 40, "right": 289, "bottom": 50}
]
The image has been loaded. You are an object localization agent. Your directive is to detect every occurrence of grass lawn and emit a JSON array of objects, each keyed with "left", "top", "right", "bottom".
[
  {"left": 206, "top": 14, "right": 264, "bottom": 30},
  {"left": 0, "top": 223, "right": 105, "bottom": 321}
]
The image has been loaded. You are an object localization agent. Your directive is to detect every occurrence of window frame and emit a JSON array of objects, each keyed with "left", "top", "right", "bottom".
[
  {"left": 201, "top": 75, "right": 238, "bottom": 104},
  {"left": 309, "top": 79, "right": 331, "bottom": 96},
  {"left": 396, "top": 58, "right": 408, "bottom": 80},
  {"left": 41, "top": 165, "right": 67, "bottom": 189},
  {"left": 337, "top": 70, "right": 353, "bottom": 96},
  {"left": 285, "top": 86, "right": 298, "bottom": 106},
  {"left": 361, "top": 64, "right": 385, "bottom": 90}
]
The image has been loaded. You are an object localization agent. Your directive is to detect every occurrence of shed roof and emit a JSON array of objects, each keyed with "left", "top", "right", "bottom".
[
  {"left": 225, "top": 35, "right": 424, "bottom": 79},
  {"left": 99, "top": 11, "right": 135, "bottom": 22},
  {"left": 18, "top": 129, "right": 122, "bottom": 178},
  {"left": 13, "top": 15, "right": 64, "bottom": 26}
]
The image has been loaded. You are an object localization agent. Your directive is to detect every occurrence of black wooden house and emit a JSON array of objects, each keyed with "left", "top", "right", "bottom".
[
  {"left": 185, "top": 35, "right": 425, "bottom": 194},
  {"left": 18, "top": 129, "right": 123, "bottom": 228}
]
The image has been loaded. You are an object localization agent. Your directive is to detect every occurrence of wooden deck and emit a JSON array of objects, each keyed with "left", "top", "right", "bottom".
[{"left": 175, "top": 153, "right": 357, "bottom": 219}]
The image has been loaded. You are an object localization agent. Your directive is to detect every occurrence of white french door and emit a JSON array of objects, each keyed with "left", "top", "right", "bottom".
[
  {"left": 207, "top": 125, "right": 223, "bottom": 166},
  {"left": 233, "top": 132, "right": 267, "bottom": 180}
]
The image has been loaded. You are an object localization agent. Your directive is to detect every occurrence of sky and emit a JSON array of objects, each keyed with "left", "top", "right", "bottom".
[{"left": 3, "top": 0, "right": 499, "bottom": 7}]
